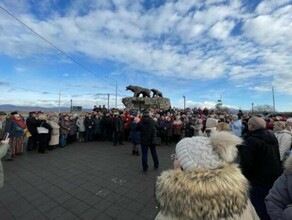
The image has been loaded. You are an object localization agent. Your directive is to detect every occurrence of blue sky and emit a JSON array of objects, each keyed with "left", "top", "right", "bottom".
[{"left": 0, "top": 0, "right": 291, "bottom": 111}]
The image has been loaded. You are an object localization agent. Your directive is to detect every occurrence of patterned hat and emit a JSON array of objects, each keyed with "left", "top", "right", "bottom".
[{"left": 175, "top": 131, "right": 242, "bottom": 171}]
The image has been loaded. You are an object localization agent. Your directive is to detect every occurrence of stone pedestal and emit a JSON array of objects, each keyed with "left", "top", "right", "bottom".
[{"left": 122, "top": 97, "right": 171, "bottom": 110}]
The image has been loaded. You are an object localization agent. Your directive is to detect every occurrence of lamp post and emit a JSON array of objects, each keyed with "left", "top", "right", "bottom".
[
  {"left": 58, "top": 89, "right": 67, "bottom": 114},
  {"left": 252, "top": 102, "right": 254, "bottom": 115},
  {"left": 183, "top": 96, "right": 186, "bottom": 110},
  {"left": 58, "top": 90, "right": 61, "bottom": 114},
  {"left": 272, "top": 86, "right": 275, "bottom": 112}
]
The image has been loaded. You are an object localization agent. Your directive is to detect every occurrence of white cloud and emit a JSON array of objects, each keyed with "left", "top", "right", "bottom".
[
  {"left": 209, "top": 20, "right": 235, "bottom": 39},
  {"left": 0, "top": 0, "right": 292, "bottom": 111}
]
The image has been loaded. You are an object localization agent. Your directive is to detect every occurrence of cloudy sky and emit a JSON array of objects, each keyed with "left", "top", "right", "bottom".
[{"left": 0, "top": 0, "right": 291, "bottom": 112}]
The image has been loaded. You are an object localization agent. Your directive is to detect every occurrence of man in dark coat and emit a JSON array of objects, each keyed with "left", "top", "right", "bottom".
[
  {"left": 26, "top": 111, "right": 39, "bottom": 151},
  {"left": 112, "top": 112, "right": 124, "bottom": 146},
  {"left": 137, "top": 112, "right": 159, "bottom": 172},
  {"left": 239, "top": 116, "right": 282, "bottom": 220}
]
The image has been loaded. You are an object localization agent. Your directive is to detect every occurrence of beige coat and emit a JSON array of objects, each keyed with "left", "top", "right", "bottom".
[
  {"left": 155, "top": 164, "right": 259, "bottom": 220},
  {"left": 48, "top": 120, "right": 60, "bottom": 146},
  {"left": 0, "top": 143, "right": 9, "bottom": 188}
]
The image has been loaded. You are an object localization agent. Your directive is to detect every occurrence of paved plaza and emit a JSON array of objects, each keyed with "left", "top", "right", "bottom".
[{"left": 0, "top": 141, "right": 175, "bottom": 220}]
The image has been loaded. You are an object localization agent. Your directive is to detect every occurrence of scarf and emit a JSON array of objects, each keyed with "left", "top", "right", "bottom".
[{"left": 12, "top": 117, "right": 27, "bottom": 129}]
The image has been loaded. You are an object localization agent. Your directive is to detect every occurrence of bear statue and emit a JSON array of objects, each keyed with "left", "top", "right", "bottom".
[
  {"left": 151, "top": 89, "right": 163, "bottom": 97},
  {"left": 126, "top": 85, "right": 151, "bottom": 98}
]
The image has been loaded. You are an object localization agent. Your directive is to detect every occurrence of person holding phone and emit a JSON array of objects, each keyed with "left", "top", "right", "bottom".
[
  {"left": 0, "top": 111, "right": 12, "bottom": 161},
  {"left": 0, "top": 136, "right": 10, "bottom": 188}
]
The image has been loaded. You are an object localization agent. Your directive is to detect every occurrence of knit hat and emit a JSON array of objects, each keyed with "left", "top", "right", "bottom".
[
  {"left": 205, "top": 118, "right": 218, "bottom": 129},
  {"left": 175, "top": 131, "right": 242, "bottom": 171},
  {"left": 248, "top": 116, "right": 266, "bottom": 130}
]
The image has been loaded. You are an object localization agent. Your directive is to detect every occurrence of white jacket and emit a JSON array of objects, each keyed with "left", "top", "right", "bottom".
[{"left": 274, "top": 130, "right": 292, "bottom": 161}]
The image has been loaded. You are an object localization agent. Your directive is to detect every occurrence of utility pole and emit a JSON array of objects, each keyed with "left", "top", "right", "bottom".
[
  {"left": 183, "top": 96, "right": 186, "bottom": 110},
  {"left": 58, "top": 90, "right": 61, "bottom": 114},
  {"left": 107, "top": 93, "right": 110, "bottom": 110},
  {"left": 115, "top": 82, "right": 118, "bottom": 109},
  {"left": 252, "top": 102, "right": 254, "bottom": 114},
  {"left": 272, "top": 86, "right": 275, "bottom": 112}
]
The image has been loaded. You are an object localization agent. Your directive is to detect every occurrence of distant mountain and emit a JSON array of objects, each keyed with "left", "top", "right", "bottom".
[{"left": 0, "top": 104, "right": 90, "bottom": 112}]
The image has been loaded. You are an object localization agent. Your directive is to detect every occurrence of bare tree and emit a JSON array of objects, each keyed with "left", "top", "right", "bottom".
[{"left": 253, "top": 104, "right": 274, "bottom": 114}]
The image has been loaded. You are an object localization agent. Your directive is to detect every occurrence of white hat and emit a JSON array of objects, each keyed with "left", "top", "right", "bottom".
[
  {"left": 175, "top": 131, "right": 242, "bottom": 171},
  {"left": 205, "top": 118, "right": 218, "bottom": 129}
]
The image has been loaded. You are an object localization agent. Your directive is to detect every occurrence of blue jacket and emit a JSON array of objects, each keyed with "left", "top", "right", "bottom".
[
  {"left": 265, "top": 155, "right": 292, "bottom": 220},
  {"left": 130, "top": 121, "right": 140, "bottom": 144}
]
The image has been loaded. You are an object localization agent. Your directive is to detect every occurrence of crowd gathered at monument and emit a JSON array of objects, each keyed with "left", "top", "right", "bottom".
[{"left": 1, "top": 105, "right": 292, "bottom": 219}]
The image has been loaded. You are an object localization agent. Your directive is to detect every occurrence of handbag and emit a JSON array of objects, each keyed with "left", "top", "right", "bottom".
[
  {"left": 152, "top": 127, "right": 161, "bottom": 145},
  {"left": 37, "top": 122, "right": 49, "bottom": 134}
]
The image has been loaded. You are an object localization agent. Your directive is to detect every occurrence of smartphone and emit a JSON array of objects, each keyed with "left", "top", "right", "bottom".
[{"left": 3, "top": 132, "right": 9, "bottom": 140}]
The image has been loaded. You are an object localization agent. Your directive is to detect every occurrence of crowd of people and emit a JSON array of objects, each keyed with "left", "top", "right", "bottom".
[{"left": 1, "top": 106, "right": 292, "bottom": 219}]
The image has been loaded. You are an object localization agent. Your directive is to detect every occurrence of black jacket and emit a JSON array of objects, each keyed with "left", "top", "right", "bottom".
[
  {"left": 239, "top": 128, "right": 282, "bottom": 189},
  {"left": 137, "top": 116, "right": 156, "bottom": 145},
  {"left": 26, "top": 116, "right": 39, "bottom": 135}
]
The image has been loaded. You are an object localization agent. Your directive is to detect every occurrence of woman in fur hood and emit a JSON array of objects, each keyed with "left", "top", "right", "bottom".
[
  {"left": 155, "top": 131, "right": 259, "bottom": 220},
  {"left": 265, "top": 155, "right": 292, "bottom": 220}
]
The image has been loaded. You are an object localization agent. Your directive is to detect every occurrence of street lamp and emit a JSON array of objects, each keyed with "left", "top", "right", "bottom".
[
  {"left": 58, "top": 90, "right": 61, "bottom": 114},
  {"left": 183, "top": 96, "right": 186, "bottom": 110},
  {"left": 58, "top": 89, "right": 67, "bottom": 114}
]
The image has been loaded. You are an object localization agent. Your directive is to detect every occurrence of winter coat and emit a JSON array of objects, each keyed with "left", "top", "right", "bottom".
[
  {"left": 76, "top": 118, "right": 85, "bottom": 132},
  {"left": 155, "top": 164, "right": 259, "bottom": 220},
  {"left": 239, "top": 128, "right": 282, "bottom": 189},
  {"left": 173, "top": 119, "right": 182, "bottom": 135},
  {"left": 26, "top": 115, "right": 39, "bottom": 135},
  {"left": 69, "top": 119, "right": 78, "bottom": 136},
  {"left": 112, "top": 116, "right": 124, "bottom": 132},
  {"left": 10, "top": 120, "right": 25, "bottom": 137},
  {"left": 130, "top": 121, "right": 140, "bottom": 144},
  {"left": 265, "top": 155, "right": 292, "bottom": 220},
  {"left": 48, "top": 120, "right": 60, "bottom": 146},
  {"left": 84, "top": 117, "right": 94, "bottom": 130},
  {"left": 137, "top": 116, "right": 156, "bottom": 145},
  {"left": 60, "top": 119, "right": 70, "bottom": 135},
  {"left": 229, "top": 120, "right": 243, "bottom": 137},
  {"left": 0, "top": 118, "right": 11, "bottom": 139},
  {"left": 0, "top": 143, "right": 9, "bottom": 188},
  {"left": 274, "top": 130, "right": 292, "bottom": 161},
  {"left": 93, "top": 118, "right": 102, "bottom": 134}
]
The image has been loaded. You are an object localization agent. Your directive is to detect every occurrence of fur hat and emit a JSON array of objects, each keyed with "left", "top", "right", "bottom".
[
  {"left": 175, "top": 131, "right": 242, "bottom": 171},
  {"left": 274, "top": 121, "right": 286, "bottom": 130},
  {"left": 248, "top": 116, "right": 266, "bottom": 130},
  {"left": 205, "top": 118, "right": 218, "bottom": 129}
]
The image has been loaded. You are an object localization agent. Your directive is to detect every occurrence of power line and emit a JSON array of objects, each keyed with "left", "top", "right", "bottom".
[{"left": 0, "top": 5, "right": 127, "bottom": 96}]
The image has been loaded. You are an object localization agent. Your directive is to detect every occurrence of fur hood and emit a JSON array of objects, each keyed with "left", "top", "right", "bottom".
[{"left": 155, "top": 164, "right": 249, "bottom": 220}]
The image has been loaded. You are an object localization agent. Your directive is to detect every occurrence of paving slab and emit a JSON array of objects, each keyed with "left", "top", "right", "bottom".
[{"left": 0, "top": 140, "right": 175, "bottom": 219}]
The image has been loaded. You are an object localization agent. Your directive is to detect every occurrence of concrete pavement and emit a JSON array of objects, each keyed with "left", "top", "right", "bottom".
[{"left": 0, "top": 140, "right": 175, "bottom": 220}]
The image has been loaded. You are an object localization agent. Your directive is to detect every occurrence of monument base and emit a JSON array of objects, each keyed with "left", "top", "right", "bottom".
[{"left": 122, "top": 97, "right": 171, "bottom": 111}]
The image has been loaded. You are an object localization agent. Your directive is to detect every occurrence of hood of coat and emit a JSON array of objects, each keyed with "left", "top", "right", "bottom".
[
  {"left": 284, "top": 155, "right": 292, "bottom": 173},
  {"left": 155, "top": 164, "right": 249, "bottom": 219},
  {"left": 275, "top": 129, "right": 292, "bottom": 136}
]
